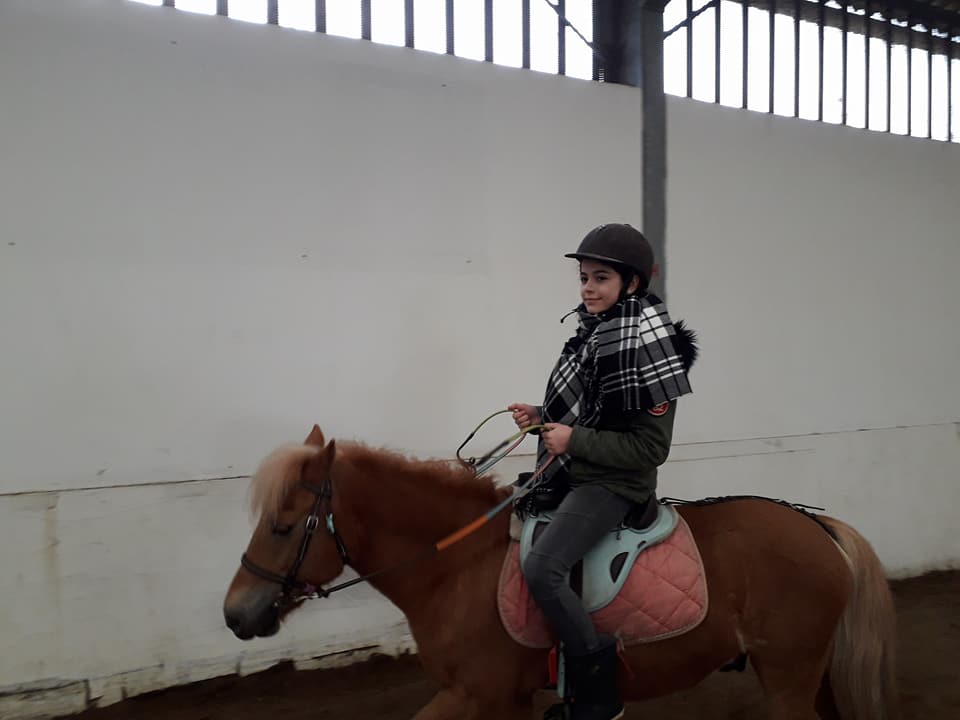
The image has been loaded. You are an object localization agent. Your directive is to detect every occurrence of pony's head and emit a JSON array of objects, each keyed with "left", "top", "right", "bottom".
[{"left": 223, "top": 424, "right": 347, "bottom": 640}]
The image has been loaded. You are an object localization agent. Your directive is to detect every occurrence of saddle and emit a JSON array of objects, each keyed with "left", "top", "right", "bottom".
[
  {"left": 519, "top": 496, "right": 679, "bottom": 613},
  {"left": 499, "top": 490, "right": 708, "bottom": 649}
]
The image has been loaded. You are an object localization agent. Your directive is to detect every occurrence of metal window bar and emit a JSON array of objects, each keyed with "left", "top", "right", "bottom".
[
  {"left": 162, "top": 0, "right": 174, "bottom": 8},
  {"left": 743, "top": 0, "right": 749, "bottom": 108},
  {"left": 446, "top": 0, "right": 454, "bottom": 55},
  {"left": 485, "top": 0, "right": 493, "bottom": 63},
  {"left": 950, "top": 27, "right": 955, "bottom": 141},
  {"left": 268, "top": 0, "right": 278, "bottom": 25},
  {"left": 716, "top": 0, "right": 722, "bottom": 103},
  {"left": 926, "top": 22, "right": 934, "bottom": 140},
  {"left": 842, "top": 1, "right": 848, "bottom": 125},
  {"left": 865, "top": 0, "right": 871, "bottom": 129},
  {"left": 558, "top": 0, "right": 567, "bottom": 76},
  {"left": 405, "top": 0, "right": 414, "bottom": 49},
  {"left": 590, "top": 0, "right": 596, "bottom": 82},
  {"left": 908, "top": 13, "right": 914, "bottom": 136},
  {"left": 818, "top": 0, "right": 824, "bottom": 122},
  {"left": 795, "top": 0, "right": 801, "bottom": 118},
  {"left": 769, "top": 0, "right": 776, "bottom": 114},
  {"left": 218, "top": 0, "right": 228, "bottom": 17},
  {"left": 361, "top": 0, "right": 371, "bottom": 40},
  {"left": 887, "top": 4, "right": 893, "bottom": 132},
  {"left": 688, "top": 0, "right": 694, "bottom": 98},
  {"left": 523, "top": 0, "right": 531, "bottom": 68}
]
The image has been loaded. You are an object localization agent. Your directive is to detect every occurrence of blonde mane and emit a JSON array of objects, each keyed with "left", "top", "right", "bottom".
[
  {"left": 247, "top": 439, "right": 509, "bottom": 526},
  {"left": 248, "top": 443, "right": 320, "bottom": 520}
]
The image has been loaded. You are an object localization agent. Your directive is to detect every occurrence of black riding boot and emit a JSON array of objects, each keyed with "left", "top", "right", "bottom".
[{"left": 544, "top": 637, "right": 624, "bottom": 720}]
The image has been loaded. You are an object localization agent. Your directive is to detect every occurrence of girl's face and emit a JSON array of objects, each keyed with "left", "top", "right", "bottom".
[{"left": 579, "top": 259, "right": 639, "bottom": 314}]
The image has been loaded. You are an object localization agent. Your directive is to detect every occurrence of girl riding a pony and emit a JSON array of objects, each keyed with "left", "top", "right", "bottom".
[{"left": 509, "top": 222, "right": 697, "bottom": 720}]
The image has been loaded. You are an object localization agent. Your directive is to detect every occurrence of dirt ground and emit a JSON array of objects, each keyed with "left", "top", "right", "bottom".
[{"left": 67, "top": 570, "right": 958, "bottom": 720}]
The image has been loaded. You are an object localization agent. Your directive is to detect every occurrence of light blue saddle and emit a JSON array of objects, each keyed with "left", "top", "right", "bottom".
[{"left": 519, "top": 501, "right": 679, "bottom": 613}]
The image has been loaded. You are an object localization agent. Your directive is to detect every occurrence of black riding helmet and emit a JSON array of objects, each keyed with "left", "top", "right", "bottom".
[{"left": 565, "top": 223, "right": 655, "bottom": 290}]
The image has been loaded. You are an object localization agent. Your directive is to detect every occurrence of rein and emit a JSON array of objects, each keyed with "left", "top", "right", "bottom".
[
  {"left": 242, "top": 411, "right": 553, "bottom": 605},
  {"left": 456, "top": 408, "right": 546, "bottom": 474}
]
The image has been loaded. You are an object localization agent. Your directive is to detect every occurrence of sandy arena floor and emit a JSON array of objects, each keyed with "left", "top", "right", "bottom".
[{"left": 64, "top": 570, "right": 958, "bottom": 719}]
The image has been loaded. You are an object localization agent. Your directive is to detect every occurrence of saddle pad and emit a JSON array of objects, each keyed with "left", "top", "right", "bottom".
[{"left": 497, "top": 515, "right": 709, "bottom": 648}]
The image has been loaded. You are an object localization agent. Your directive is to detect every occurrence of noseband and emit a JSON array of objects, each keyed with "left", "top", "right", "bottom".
[{"left": 240, "top": 475, "right": 351, "bottom": 602}]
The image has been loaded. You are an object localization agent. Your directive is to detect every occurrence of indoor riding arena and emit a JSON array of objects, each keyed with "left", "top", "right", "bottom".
[{"left": 1, "top": 2, "right": 957, "bottom": 719}]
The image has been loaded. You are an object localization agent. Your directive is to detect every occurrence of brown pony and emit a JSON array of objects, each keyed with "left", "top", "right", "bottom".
[{"left": 223, "top": 426, "right": 899, "bottom": 720}]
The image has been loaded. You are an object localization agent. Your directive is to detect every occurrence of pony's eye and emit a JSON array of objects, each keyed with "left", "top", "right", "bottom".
[{"left": 271, "top": 523, "right": 294, "bottom": 537}]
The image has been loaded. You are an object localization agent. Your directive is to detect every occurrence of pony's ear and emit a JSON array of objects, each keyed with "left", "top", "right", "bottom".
[
  {"left": 304, "top": 424, "right": 325, "bottom": 447},
  {"left": 319, "top": 439, "right": 336, "bottom": 467},
  {"left": 305, "top": 439, "right": 336, "bottom": 479}
]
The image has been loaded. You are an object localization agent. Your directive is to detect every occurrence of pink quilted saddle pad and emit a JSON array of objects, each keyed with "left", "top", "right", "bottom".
[{"left": 497, "top": 516, "right": 708, "bottom": 648}]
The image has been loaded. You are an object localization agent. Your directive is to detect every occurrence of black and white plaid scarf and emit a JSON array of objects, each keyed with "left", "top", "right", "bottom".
[{"left": 536, "top": 293, "right": 692, "bottom": 482}]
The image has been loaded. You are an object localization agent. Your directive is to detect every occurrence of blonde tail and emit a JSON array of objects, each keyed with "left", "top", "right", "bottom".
[{"left": 821, "top": 517, "right": 900, "bottom": 720}]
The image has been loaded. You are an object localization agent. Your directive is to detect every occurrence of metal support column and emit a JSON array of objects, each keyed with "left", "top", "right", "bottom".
[
  {"left": 593, "top": 1, "right": 668, "bottom": 298},
  {"left": 640, "top": 0, "right": 668, "bottom": 299}
]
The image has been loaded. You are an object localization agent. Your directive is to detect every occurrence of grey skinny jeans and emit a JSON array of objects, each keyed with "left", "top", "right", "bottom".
[{"left": 520, "top": 483, "right": 633, "bottom": 656}]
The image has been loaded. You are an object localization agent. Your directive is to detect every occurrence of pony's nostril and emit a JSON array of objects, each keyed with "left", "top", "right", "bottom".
[{"left": 224, "top": 612, "right": 242, "bottom": 633}]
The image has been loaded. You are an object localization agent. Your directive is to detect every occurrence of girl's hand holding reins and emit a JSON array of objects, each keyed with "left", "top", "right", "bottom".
[
  {"left": 508, "top": 403, "right": 540, "bottom": 430},
  {"left": 541, "top": 423, "right": 572, "bottom": 455}
]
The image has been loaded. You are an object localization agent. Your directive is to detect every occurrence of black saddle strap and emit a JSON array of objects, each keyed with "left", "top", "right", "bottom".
[{"left": 659, "top": 494, "right": 837, "bottom": 541}]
